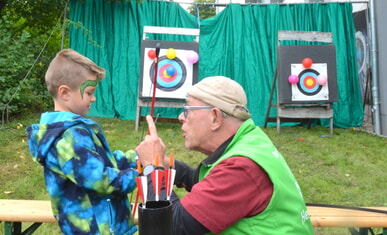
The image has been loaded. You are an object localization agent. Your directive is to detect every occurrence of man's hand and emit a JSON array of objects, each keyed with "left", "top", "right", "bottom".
[{"left": 135, "top": 115, "right": 167, "bottom": 168}]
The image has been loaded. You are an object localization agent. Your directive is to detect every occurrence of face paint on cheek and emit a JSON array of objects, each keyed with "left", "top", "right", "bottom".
[{"left": 80, "top": 78, "right": 100, "bottom": 98}]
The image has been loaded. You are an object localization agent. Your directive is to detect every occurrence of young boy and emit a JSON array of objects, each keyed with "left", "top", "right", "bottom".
[{"left": 27, "top": 49, "right": 138, "bottom": 235}]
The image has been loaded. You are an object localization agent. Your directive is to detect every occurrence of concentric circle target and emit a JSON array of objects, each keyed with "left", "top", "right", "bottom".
[
  {"left": 297, "top": 69, "right": 322, "bottom": 96},
  {"left": 149, "top": 56, "right": 186, "bottom": 92}
]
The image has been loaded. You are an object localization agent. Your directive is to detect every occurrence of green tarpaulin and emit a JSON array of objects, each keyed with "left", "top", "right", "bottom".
[{"left": 69, "top": 0, "right": 363, "bottom": 128}]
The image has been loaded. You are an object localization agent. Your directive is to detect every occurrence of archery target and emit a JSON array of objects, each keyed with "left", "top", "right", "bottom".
[
  {"left": 277, "top": 45, "right": 337, "bottom": 104},
  {"left": 139, "top": 40, "right": 199, "bottom": 100},
  {"left": 353, "top": 8, "right": 370, "bottom": 102},
  {"left": 291, "top": 63, "right": 329, "bottom": 101},
  {"left": 149, "top": 56, "right": 187, "bottom": 92}
]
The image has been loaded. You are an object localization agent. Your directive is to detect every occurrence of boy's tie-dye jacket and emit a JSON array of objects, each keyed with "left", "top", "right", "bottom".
[{"left": 27, "top": 111, "right": 138, "bottom": 235}]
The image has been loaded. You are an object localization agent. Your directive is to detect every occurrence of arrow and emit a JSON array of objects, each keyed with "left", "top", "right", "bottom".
[
  {"left": 164, "top": 153, "right": 176, "bottom": 200},
  {"left": 149, "top": 43, "right": 161, "bottom": 119},
  {"left": 133, "top": 160, "right": 143, "bottom": 217},
  {"left": 151, "top": 154, "right": 164, "bottom": 201}
]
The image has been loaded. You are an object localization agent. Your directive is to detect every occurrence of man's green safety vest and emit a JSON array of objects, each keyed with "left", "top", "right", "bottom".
[{"left": 199, "top": 119, "right": 314, "bottom": 235}]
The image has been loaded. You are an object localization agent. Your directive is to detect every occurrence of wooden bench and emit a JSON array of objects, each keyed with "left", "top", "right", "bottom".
[
  {"left": 0, "top": 199, "right": 138, "bottom": 235},
  {"left": 307, "top": 204, "right": 387, "bottom": 235},
  {"left": 1, "top": 199, "right": 386, "bottom": 235},
  {"left": 0, "top": 199, "right": 56, "bottom": 235}
]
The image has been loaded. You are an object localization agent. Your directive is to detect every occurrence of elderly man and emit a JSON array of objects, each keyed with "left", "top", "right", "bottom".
[{"left": 136, "top": 76, "right": 314, "bottom": 235}]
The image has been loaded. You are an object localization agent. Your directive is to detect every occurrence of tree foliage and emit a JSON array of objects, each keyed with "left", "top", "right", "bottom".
[
  {"left": 0, "top": 14, "right": 34, "bottom": 115},
  {"left": 188, "top": 0, "right": 217, "bottom": 19},
  {"left": 0, "top": 0, "right": 68, "bottom": 121},
  {"left": 2, "top": 0, "right": 67, "bottom": 33}
]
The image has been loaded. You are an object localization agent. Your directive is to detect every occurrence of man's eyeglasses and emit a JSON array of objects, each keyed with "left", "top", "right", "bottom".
[
  {"left": 182, "top": 105, "right": 214, "bottom": 118},
  {"left": 182, "top": 105, "right": 227, "bottom": 118}
]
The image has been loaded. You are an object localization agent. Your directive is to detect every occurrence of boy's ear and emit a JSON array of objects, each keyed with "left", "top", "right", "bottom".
[{"left": 57, "top": 85, "right": 71, "bottom": 101}]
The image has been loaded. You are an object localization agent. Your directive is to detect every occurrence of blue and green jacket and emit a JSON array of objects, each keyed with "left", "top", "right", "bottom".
[{"left": 27, "top": 111, "right": 138, "bottom": 235}]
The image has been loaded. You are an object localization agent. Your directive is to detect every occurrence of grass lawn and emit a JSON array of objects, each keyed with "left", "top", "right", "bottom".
[{"left": 0, "top": 114, "right": 386, "bottom": 234}]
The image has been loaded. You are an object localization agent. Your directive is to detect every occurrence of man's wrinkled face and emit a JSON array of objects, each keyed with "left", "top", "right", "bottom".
[{"left": 178, "top": 96, "right": 213, "bottom": 154}]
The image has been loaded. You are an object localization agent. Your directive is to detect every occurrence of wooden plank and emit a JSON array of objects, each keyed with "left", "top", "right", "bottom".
[
  {"left": 1, "top": 199, "right": 386, "bottom": 229},
  {"left": 278, "top": 106, "right": 333, "bottom": 119},
  {"left": 0, "top": 200, "right": 55, "bottom": 223},
  {"left": 308, "top": 206, "right": 387, "bottom": 228},
  {"left": 0, "top": 199, "right": 139, "bottom": 224},
  {"left": 135, "top": 99, "right": 184, "bottom": 131},
  {"left": 137, "top": 99, "right": 184, "bottom": 108},
  {"left": 278, "top": 30, "right": 333, "bottom": 43},
  {"left": 143, "top": 26, "right": 200, "bottom": 42},
  {"left": 143, "top": 26, "right": 200, "bottom": 36},
  {"left": 265, "top": 117, "right": 313, "bottom": 123}
]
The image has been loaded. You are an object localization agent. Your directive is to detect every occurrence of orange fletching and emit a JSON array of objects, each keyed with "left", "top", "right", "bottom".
[
  {"left": 155, "top": 154, "right": 159, "bottom": 168},
  {"left": 169, "top": 153, "right": 174, "bottom": 168},
  {"left": 137, "top": 160, "right": 142, "bottom": 175}
]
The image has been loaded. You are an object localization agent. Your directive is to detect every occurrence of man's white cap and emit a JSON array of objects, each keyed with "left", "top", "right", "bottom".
[{"left": 187, "top": 76, "right": 251, "bottom": 120}]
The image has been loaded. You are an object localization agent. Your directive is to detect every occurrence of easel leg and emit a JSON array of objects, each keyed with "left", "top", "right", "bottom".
[
  {"left": 264, "top": 68, "right": 278, "bottom": 128},
  {"left": 330, "top": 117, "right": 333, "bottom": 135},
  {"left": 135, "top": 105, "right": 142, "bottom": 132}
]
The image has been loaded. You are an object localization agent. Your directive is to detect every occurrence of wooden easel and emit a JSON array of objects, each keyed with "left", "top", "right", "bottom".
[
  {"left": 135, "top": 26, "right": 200, "bottom": 131},
  {"left": 264, "top": 31, "right": 335, "bottom": 135}
]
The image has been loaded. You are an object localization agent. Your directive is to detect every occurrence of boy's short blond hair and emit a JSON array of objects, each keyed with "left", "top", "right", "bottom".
[{"left": 45, "top": 49, "right": 106, "bottom": 98}]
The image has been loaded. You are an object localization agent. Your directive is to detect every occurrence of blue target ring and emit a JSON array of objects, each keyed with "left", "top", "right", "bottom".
[
  {"left": 297, "top": 69, "right": 322, "bottom": 96},
  {"left": 149, "top": 56, "right": 186, "bottom": 92}
]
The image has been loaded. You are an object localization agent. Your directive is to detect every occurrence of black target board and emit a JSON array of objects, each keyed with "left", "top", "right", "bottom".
[
  {"left": 139, "top": 40, "right": 199, "bottom": 100},
  {"left": 277, "top": 45, "right": 337, "bottom": 104}
]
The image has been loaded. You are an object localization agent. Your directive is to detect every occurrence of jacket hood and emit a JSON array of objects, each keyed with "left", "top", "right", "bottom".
[{"left": 26, "top": 112, "right": 97, "bottom": 165}]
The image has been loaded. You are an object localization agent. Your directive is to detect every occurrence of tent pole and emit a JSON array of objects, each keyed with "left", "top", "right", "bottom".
[{"left": 369, "top": 0, "right": 381, "bottom": 135}]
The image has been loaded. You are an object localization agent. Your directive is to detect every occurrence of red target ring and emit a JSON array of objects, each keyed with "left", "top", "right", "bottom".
[{"left": 158, "top": 64, "right": 178, "bottom": 83}]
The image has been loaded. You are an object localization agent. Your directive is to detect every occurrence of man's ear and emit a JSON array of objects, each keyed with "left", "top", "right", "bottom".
[
  {"left": 210, "top": 108, "right": 224, "bottom": 131},
  {"left": 57, "top": 85, "right": 71, "bottom": 101}
]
